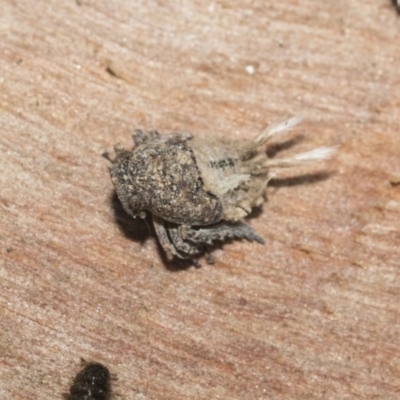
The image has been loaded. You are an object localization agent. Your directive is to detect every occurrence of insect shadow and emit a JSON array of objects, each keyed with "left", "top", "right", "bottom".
[
  {"left": 109, "top": 192, "right": 151, "bottom": 244},
  {"left": 269, "top": 171, "right": 334, "bottom": 188},
  {"left": 266, "top": 134, "right": 304, "bottom": 158},
  {"left": 266, "top": 135, "right": 335, "bottom": 187},
  {"left": 109, "top": 191, "right": 194, "bottom": 270},
  {"left": 158, "top": 244, "right": 197, "bottom": 271}
]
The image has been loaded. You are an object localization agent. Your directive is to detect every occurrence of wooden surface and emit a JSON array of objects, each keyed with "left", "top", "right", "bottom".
[{"left": 1, "top": 1, "right": 400, "bottom": 399}]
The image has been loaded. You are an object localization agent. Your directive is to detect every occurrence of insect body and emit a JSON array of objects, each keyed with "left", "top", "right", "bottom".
[
  {"left": 66, "top": 361, "right": 111, "bottom": 400},
  {"left": 105, "top": 118, "right": 334, "bottom": 265}
]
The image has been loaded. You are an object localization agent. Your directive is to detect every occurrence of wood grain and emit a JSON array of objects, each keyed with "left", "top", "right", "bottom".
[{"left": 1, "top": 1, "right": 400, "bottom": 399}]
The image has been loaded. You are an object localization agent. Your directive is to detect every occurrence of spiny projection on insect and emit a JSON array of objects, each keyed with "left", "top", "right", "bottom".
[{"left": 104, "top": 117, "right": 335, "bottom": 265}]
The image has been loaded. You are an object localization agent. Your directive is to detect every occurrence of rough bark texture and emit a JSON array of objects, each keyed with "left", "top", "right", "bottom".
[{"left": 1, "top": 1, "right": 400, "bottom": 399}]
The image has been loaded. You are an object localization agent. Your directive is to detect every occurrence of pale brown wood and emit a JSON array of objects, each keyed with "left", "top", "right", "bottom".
[{"left": 1, "top": 1, "right": 400, "bottom": 399}]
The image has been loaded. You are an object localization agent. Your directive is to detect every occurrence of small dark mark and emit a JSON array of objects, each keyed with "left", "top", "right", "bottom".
[
  {"left": 65, "top": 359, "right": 112, "bottom": 400},
  {"left": 105, "top": 61, "right": 135, "bottom": 84},
  {"left": 106, "top": 65, "right": 118, "bottom": 78},
  {"left": 239, "top": 297, "right": 248, "bottom": 306},
  {"left": 209, "top": 157, "right": 235, "bottom": 170}
]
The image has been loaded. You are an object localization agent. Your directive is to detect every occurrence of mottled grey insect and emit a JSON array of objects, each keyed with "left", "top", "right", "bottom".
[
  {"left": 66, "top": 360, "right": 111, "bottom": 400},
  {"left": 104, "top": 117, "right": 334, "bottom": 265}
]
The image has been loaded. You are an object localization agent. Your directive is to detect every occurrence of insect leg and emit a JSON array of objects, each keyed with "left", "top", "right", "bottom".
[
  {"left": 167, "top": 224, "right": 203, "bottom": 258},
  {"left": 152, "top": 215, "right": 183, "bottom": 260},
  {"left": 179, "top": 221, "right": 265, "bottom": 245}
]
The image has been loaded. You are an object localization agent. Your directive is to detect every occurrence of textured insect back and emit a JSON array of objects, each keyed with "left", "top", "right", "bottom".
[
  {"left": 105, "top": 118, "right": 335, "bottom": 265},
  {"left": 66, "top": 360, "right": 111, "bottom": 400},
  {"left": 111, "top": 131, "right": 223, "bottom": 225}
]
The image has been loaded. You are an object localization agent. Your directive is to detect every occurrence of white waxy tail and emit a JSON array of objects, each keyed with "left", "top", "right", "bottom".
[{"left": 265, "top": 146, "right": 337, "bottom": 168}]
